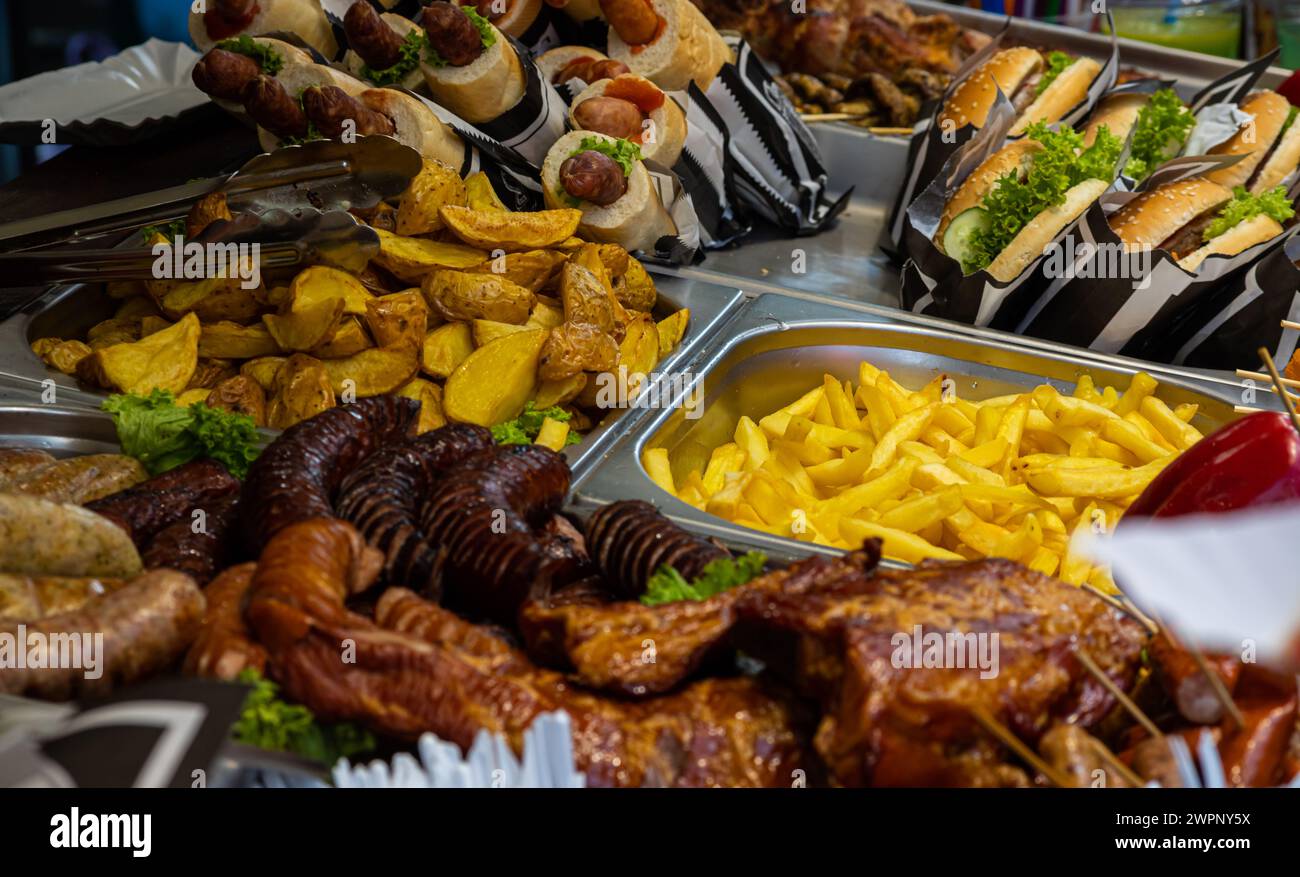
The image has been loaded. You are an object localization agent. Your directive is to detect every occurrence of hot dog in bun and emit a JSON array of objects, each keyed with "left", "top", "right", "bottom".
[
  {"left": 568, "top": 74, "right": 685, "bottom": 166},
  {"left": 536, "top": 46, "right": 630, "bottom": 86},
  {"left": 936, "top": 122, "right": 1121, "bottom": 281},
  {"left": 189, "top": 0, "right": 338, "bottom": 59},
  {"left": 1108, "top": 178, "right": 1294, "bottom": 272},
  {"left": 419, "top": 1, "right": 526, "bottom": 124},
  {"left": 341, "top": 0, "right": 428, "bottom": 91},
  {"left": 601, "top": 0, "right": 731, "bottom": 91},
  {"left": 190, "top": 36, "right": 313, "bottom": 114},
  {"left": 542, "top": 130, "right": 676, "bottom": 252}
]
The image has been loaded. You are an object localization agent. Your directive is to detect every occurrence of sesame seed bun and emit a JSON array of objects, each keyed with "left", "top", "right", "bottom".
[
  {"left": 1107, "top": 177, "right": 1233, "bottom": 250},
  {"left": 1207, "top": 90, "right": 1291, "bottom": 189},
  {"left": 935, "top": 139, "right": 1043, "bottom": 251},
  {"left": 938, "top": 47, "right": 1043, "bottom": 132},
  {"left": 1009, "top": 57, "right": 1101, "bottom": 136}
]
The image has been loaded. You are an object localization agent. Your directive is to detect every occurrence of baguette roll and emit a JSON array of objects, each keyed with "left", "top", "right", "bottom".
[
  {"left": 343, "top": 11, "right": 427, "bottom": 92},
  {"left": 189, "top": 0, "right": 338, "bottom": 59},
  {"left": 420, "top": 15, "right": 526, "bottom": 123},
  {"left": 605, "top": 0, "right": 730, "bottom": 92},
  {"left": 568, "top": 74, "right": 686, "bottom": 166}
]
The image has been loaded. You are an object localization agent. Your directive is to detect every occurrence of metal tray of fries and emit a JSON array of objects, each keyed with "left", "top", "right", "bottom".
[
  {"left": 569, "top": 292, "right": 1250, "bottom": 568},
  {"left": 0, "top": 272, "right": 746, "bottom": 477}
]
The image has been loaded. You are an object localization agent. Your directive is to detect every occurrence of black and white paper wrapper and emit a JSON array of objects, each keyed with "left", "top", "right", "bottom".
[
  {"left": 1010, "top": 155, "right": 1298, "bottom": 359},
  {"left": 884, "top": 17, "right": 1119, "bottom": 259},
  {"left": 1156, "top": 228, "right": 1300, "bottom": 370}
]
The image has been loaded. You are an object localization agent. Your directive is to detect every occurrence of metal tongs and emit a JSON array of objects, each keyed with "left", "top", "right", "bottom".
[
  {"left": 0, "top": 208, "right": 381, "bottom": 287},
  {"left": 0, "top": 136, "right": 423, "bottom": 251}
]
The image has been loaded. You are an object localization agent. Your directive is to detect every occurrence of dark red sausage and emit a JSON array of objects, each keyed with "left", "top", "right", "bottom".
[
  {"left": 192, "top": 48, "right": 262, "bottom": 101},
  {"left": 421, "top": 1, "right": 484, "bottom": 67},
  {"left": 585, "top": 500, "right": 728, "bottom": 598},
  {"left": 302, "top": 85, "right": 396, "bottom": 138},
  {"left": 573, "top": 96, "right": 644, "bottom": 140},
  {"left": 142, "top": 493, "right": 241, "bottom": 586},
  {"left": 86, "top": 459, "right": 239, "bottom": 547},
  {"left": 557, "top": 57, "right": 631, "bottom": 84},
  {"left": 242, "top": 74, "right": 309, "bottom": 139},
  {"left": 204, "top": 0, "right": 260, "bottom": 41},
  {"left": 559, "top": 150, "right": 627, "bottom": 206},
  {"left": 344, "top": 0, "right": 405, "bottom": 70},
  {"left": 599, "top": 0, "right": 659, "bottom": 45},
  {"left": 240, "top": 397, "right": 420, "bottom": 554}
]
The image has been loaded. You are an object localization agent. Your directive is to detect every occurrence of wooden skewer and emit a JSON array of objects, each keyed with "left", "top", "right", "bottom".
[
  {"left": 1258, "top": 347, "right": 1300, "bottom": 436},
  {"left": 969, "top": 706, "right": 1073, "bottom": 788},
  {"left": 1185, "top": 646, "right": 1246, "bottom": 731},
  {"left": 1281, "top": 319, "right": 1300, "bottom": 331},
  {"left": 1088, "top": 738, "right": 1146, "bottom": 788},
  {"left": 1235, "top": 368, "right": 1300, "bottom": 391},
  {"left": 1075, "top": 649, "right": 1163, "bottom": 740},
  {"left": 1235, "top": 405, "right": 1266, "bottom": 414},
  {"left": 1081, "top": 583, "right": 1158, "bottom": 634}
]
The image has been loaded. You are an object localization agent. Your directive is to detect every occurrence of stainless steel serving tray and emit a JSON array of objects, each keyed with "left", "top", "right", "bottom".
[
  {"left": 570, "top": 292, "right": 1259, "bottom": 566},
  {"left": 0, "top": 272, "right": 745, "bottom": 477},
  {"left": 0, "top": 403, "right": 120, "bottom": 455}
]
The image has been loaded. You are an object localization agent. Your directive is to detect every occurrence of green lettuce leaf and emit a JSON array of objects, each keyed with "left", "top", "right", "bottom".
[
  {"left": 1122, "top": 88, "right": 1194, "bottom": 182},
  {"left": 1203, "top": 185, "right": 1296, "bottom": 241},
  {"left": 962, "top": 121, "right": 1122, "bottom": 275},
  {"left": 215, "top": 35, "right": 285, "bottom": 77},
  {"left": 572, "top": 136, "right": 642, "bottom": 177},
  {"left": 1035, "top": 52, "right": 1074, "bottom": 96},
  {"left": 232, "top": 669, "right": 374, "bottom": 768},
  {"left": 641, "top": 551, "right": 767, "bottom": 606},
  {"left": 140, "top": 219, "right": 185, "bottom": 243},
  {"left": 491, "top": 403, "right": 580, "bottom": 446},
  {"left": 360, "top": 30, "right": 426, "bottom": 86},
  {"left": 102, "top": 390, "right": 261, "bottom": 479}
]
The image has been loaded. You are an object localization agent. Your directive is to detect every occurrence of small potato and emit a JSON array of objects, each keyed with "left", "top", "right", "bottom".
[
  {"left": 268, "top": 353, "right": 335, "bottom": 430},
  {"left": 185, "top": 358, "right": 238, "bottom": 391},
  {"left": 288, "top": 265, "right": 374, "bottom": 316},
  {"left": 114, "top": 296, "right": 161, "bottom": 321},
  {"left": 439, "top": 205, "right": 582, "bottom": 252},
  {"left": 158, "top": 275, "right": 262, "bottom": 323},
  {"left": 572, "top": 244, "right": 629, "bottom": 331},
  {"left": 443, "top": 328, "right": 548, "bottom": 426},
  {"left": 140, "top": 316, "right": 173, "bottom": 337},
  {"left": 421, "top": 322, "right": 475, "bottom": 379},
  {"left": 372, "top": 228, "right": 488, "bottom": 283},
  {"left": 320, "top": 344, "right": 420, "bottom": 397},
  {"left": 240, "top": 356, "right": 287, "bottom": 392},
  {"left": 364, "top": 291, "right": 428, "bottom": 351},
  {"left": 34, "top": 339, "right": 92, "bottom": 375},
  {"left": 206, "top": 375, "right": 267, "bottom": 427},
  {"left": 199, "top": 321, "right": 281, "bottom": 359},
  {"left": 263, "top": 296, "right": 345, "bottom": 352},
  {"left": 539, "top": 323, "right": 618, "bottom": 381},
  {"left": 395, "top": 378, "right": 447, "bottom": 433},
  {"left": 422, "top": 270, "right": 535, "bottom": 324},
  {"left": 396, "top": 158, "right": 467, "bottom": 236},
  {"left": 527, "top": 300, "right": 565, "bottom": 330},
  {"left": 464, "top": 249, "right": 569, "bottom": 293},
  {"left": 473, "top": 319, "right": 532, "bottom": 347},
  {"left": 616, "top": 315, "right": 661, "bottom": 395},
  {"left": 76, "top": 313, "right": 201, "bottom": 395},
  {"left": 311, "top": 316, "right": 373, "bottom": 358}
]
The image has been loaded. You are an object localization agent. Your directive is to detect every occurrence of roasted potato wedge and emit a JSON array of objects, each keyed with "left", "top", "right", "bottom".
[
  {"left": 140, "top": 316, "right": 173, "bottom": 337},
  {"left": 34, "top": 339, "right": 92, "bottom": 375},
  {"left": 618, "top": 256, "right": 657, "bottom": 312},
  {"left": 113, "top": 296, "right": 161, "bottom": 321},
  {"left": 559, "top": 262, "right": 618, "bottom": 336},
  {"left": 186, "top": 191, "right": 231, "bottom": 239},
  {"left": 472, "top": 319, "right": 532, "bottom": 347},
  {"left": 263, "top": 296, "right": 345, "bottom": 352},
  {"left": 311, "top": 316, "right": 372, "bottom": 358},
  {"left": 76, "top": 312, "right": 200, "bottom": 394},
  {"left": 421, "top": 321, "right": 475, "bottom": 379},
  {"left": 87, "top": 318, "right": 142, "bottom": 350},
  {"left": 320, "top": 344, "right": 420, "bottom": 398},
  {"left": 533, "top": 373, "right": 588, "bottom": 409},
  {"left": 656, "top": 309, "right": 689, "bottom": 358},
  {"left": 439, "top": 205, "right": 582, "bottom": 252},
  {"left": 185, "top": 358, "right": 238, "bottom": 391},
  {"left": 594, "top": 243, "right": 630, "bottom": 279},
  {"left": 539, "top": 323, "right": 618, "bottom": 381},
  {"left": 464, "top": 249, "right": 569, "bottom": 293},
  {"left": 364, "top": 291, "right": 428, "bottom": 351},
  {"left": 352, "top": 200, "right": 397, "bottom": 233},
  {"left": 206, "top": 375, "right": 267, "bottom": 427},
  {"left": 199, "top": 321, "right": 281, "bottom": 359},
  {"left": 527, "top": 300, "right": 565, "bottom": 330},
  {"left": 106, "top": 280, "right": 146, "bottom": 300},
  {"left": 619, "top": 315, "right": 661, "bottom": 384},
  {"left": 240, "top": 356, "right": 287, "bottom": 392},
  {"left": 176, "top": 388, "right": 212, "bottom": 407},
  {"left": 396, "top": 158, "right": 467, "bottom": 236},
  {"left": 158, "top": 275, "right": 262, "bottom": 323},
  {"left": 396, "top": 378, "right": 447, "bottom": 434},
  {"left": 465, "top": 171, "right": 508, "bottom": 212},
  {"left": 268, "top": 354, "right": 334, "bottom": 430},
  {"left": 422, "top": 270, "right": 535, "bottom": 324},
  {"left": 289, "top": 265, "right": 374, "bottom": 315},
  {"left": 372, "top": 228, "right": 488, "bottom": 283},
  {"left": 444, "top": 328, "right": 547, "bottom": 426}
]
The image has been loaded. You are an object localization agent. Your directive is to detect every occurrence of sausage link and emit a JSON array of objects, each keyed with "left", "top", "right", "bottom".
[
  {"left": 242, "top": 74, "right": 310, "bottom": 140},
  {"left": 183, "top": 562, "right": 268, "bottom": 680},
  {"left": 421, "top": 1, "right": 485, "bottom": 67},
  {"left": 585, "top": 500, "right": 728, "bottom": 598},
  {"left": 4, "top": 454, "right": 148, "bottom": 505},
  {"left": 573, "top": 96, "right": 644, "bottom": 140},
  {"left": 86, "top": 458, "right": 239, "bottom": 546},
  {"left": 557, "top": 57, "right": 631, "bottom": 84},
  {"left": 0, "top": 448, "right": 56, "bottom": 482},
  {"left": 142, "top": 493, "right": 241, "bottom": 586},
  {"left": 344, "top": 1, "right": 406, "bottom": 70},
  {"left": 559, "top": 150, "right": 628, "bottom": 207},
  {"left": 302, "top": 85, "right": 396, "bottom": 138},
  {"left": 192, "top": 48, "right": 262, "bottom": 101},
  {"left": 599, "top": 0, "right": 660, "bottom": 44}
]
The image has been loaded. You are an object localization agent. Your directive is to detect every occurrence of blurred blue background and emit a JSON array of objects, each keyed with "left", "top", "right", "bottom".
[{"left": 0, "top": 0, "right": 193, "bottom": 183}]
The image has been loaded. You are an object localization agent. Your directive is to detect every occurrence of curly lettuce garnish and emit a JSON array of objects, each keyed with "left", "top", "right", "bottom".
[
  {"left": 103, "top": 389, "right": 261, "bottom": 479},
  {"left": 492, "top": 402, "right": 581, "bottom": 446},
  {"left": 962, "top": 121, "right": 1122, "bottom": 275},
  {"left": 232, "top": 669, "right": 374, "bottom": 768},
  {"left": 571, "top": 136, "right": 642, "bottom": 177},
  {"left": 360, "top": 29, "right": 427, "bottom": 86},
  {"left": 425, "top": 5, "right": 497, "bottom": 68},
  {"left": 1203, "top": 185, "right": 1295, "bottom": 241},
  {"left": 642, "top": 551, "right": 767, "bottom": 606},
  {"left": 215, "top": 35, "right": 285, "bottom": 77},
  {"left": 1035, "top": 51, "right": 1074, "bottom": 96},
  {"left": 1122, "top": 88, "right": 1194, "bottom": 181}
]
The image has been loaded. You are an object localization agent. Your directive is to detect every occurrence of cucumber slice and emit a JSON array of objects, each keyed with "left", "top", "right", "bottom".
[{"left": 942, "top": 207, "right": 990, "bottom": 271}]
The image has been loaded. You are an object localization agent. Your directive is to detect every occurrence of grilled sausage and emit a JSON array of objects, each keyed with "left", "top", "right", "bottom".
[
  {"left": 560, "top": 150, "right": 628, "bottom": 206},
  {"left": 183, "top": 563, "right": 267, "bottom": 680},
  {"left": 142, "top": 493, "right": 241, "bottom": 586},
  {"left": 1148, "top": 632, "right": 1242, "bottom": 725},
  {"left": 0, "top": 448, "right": 56, "bottom": 482},
  {"left": 242, "top": 74, "right": 310, "bottom": 139},
  {"left": 302, "top": 85, "right": 396, "bottom": 138},
  {"left": 422, "top": 1, "right": 485, "bottom": 67},
  {"left": 344, "top": 0, "right": 405, "bottom": 70},
  {"left": 585, "top": 500, "right": 728, "bottom": 598},
  {"left": 1, "top": 454, "right": 148, "bottom": 504},
  {"left": 0, "top": 493, "right": 142, "bottom": 578},
  {"left": 573, "top": 96, "right": 644, "bottom": 140},
  {"left": 85, "top": 459, "right": 239, "bottom": 546},
  {"left": 556, "top": 57, "right": 630, "bottom": 85},
  {"left": 599, "top": 0, "right": 660, "bottom": 45},
  {"left": 0, "top": 574, "right": 129, "bottom": 622},
  {"left": 0, "top": 569, "right": 205, "bottom": 700},
  {"left": 334, "top": 424, "right": 495, "bottom": 594},
  {"left": 240, "top": 397, "right": 420, "bottom": 553},
  {"left": 192, "top": 48, "right": 262, "bottom": 100}
]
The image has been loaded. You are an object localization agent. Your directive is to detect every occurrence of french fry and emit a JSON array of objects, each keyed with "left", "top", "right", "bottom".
[
  {"left": 1100, "top": 417, "right": 1169, "bottom": 464},
  {"left": 974, "top": 405, "right": 1002, "bottom": 445},
  {"left": 1173, "top": 402, "right": 1198, "bottom": 423},
  {"left": 706, "top": 471, "right": 752, "bottom": 518},
  {"left": 946, "top": 456, "right": 1003, "bottom": 487},
  {"left": 956, "top": 437, "right": 1005, "bottom": 469},
  {"left": 1013, "top": 454, "right": 1122, "bottom": 471},
  {"left": 994, "top": 397, "right": 1030, "bottom": 478},
  {"left": 734, "top": 416, "right": 770, "bottom": 469},
  {"left": 1139, "top": 395, "right": 1203, "bottom": 450},
  {"left": 867, "top": 402, "right": 937, "bottom": 477},
  {"left": 1044, "top": 394, "right": 1119, "bottom": 427},
  {"left": 534, "top": 417, "right": 570, "bottom": 451},
  {"left": 1115, "top": 371, "right": 1158, "bottom": 416},
  {"left": 839, "top": 518, "right": 965, "bottom": 563},
  {"left": 855, "top": 380, "right": 896, "bottom": 440},
  {"left": 817, "top": 457, "right": 917, "bottom": 516},
  {"left": 642, "top": 447, "right": 675, "bottom": 496},
  {"left": 823, "top": 374, "right": 861, "bottom": 431},
  {"left": 1022, "top": 455, "right": 1174, "bottom": 499},
  {"left": 806, "top": 445, "right": 874, "bottom": 486},
  {"left": 702, "top": 443, "right": 746, "bottom": 494},
  {"left": 878, "top": 486, "right": 964, "bottom": 532}
]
